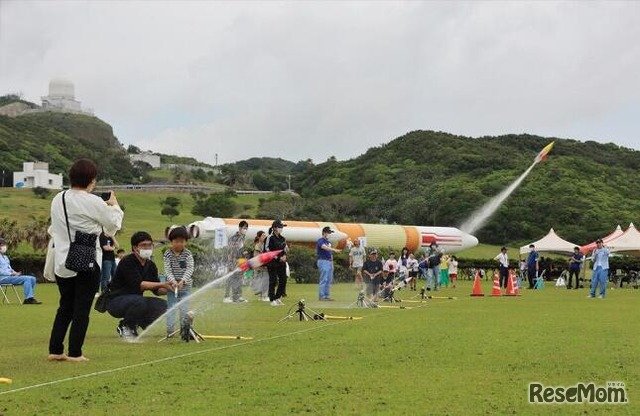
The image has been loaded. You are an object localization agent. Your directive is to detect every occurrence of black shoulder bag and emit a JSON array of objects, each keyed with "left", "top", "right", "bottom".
[{"left": 62, "top": 191, "right": 98, "bottom": 272}]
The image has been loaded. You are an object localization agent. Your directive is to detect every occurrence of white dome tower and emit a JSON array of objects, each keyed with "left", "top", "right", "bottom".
[
  {"left": 48, "top": 79, "right": 75, "bottom": 99},
  {"left": 41, "top": 78, "right": 84, "bottom": 113}
]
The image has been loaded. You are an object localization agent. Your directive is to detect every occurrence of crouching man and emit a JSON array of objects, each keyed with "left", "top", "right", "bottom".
[{"left": 106, "top": 231, "right": 173, "bottom": 339}]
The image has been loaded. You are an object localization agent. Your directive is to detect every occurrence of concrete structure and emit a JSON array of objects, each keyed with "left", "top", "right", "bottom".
[
  {"left": 129, "top": 152, "right": 161, "bottom": 168},
  {"left": 39, "top": 79, "right": 93, "bottom": 115},
  {"left": 162, "top": 163, "right": 219, "bottom": 174},
  {"left": 13, "top": 162, "right": 63, "bottom": 190}
]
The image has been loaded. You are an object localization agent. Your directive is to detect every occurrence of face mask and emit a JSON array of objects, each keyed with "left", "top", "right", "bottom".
[
  {"left": 138, "top": 249, "right": 153, "bottom": 260},
  {"left": 0, "top": 246, "right": 6, "bottom": 254}
]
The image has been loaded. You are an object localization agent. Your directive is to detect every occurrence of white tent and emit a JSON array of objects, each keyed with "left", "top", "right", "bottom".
[
  {"left": 580, "top": 224, "right": 624, "bottom": 254},
  {"left": 520, "top": 228, "right": 579, "bottom": 255},
  {"left": 604, "top": 223, "right": 640, "bottom": 255}
]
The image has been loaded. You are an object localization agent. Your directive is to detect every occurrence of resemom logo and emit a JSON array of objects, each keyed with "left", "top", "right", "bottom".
[{"left": 528, "top": 382, "right": 628, "bottom": 404}]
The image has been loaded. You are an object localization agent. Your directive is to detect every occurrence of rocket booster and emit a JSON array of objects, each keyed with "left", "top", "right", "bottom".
[
  {"left": 238, "top": 250, "right": 283, "bottom": 271},
  {"left": 534, "top": 141, "right": 555, "bottom": 162}
]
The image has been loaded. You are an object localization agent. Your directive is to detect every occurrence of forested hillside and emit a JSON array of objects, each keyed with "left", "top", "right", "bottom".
[
  {"left": 0, "top": 102, "right": 138, "bottom": 184},
  {"left": 291, "top": 131, "right": 640, "bottom": 244}
]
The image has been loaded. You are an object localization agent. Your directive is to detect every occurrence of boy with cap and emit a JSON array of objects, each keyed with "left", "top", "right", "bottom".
[
  {"left": 317, "top": 226, "right": 340, "bottom": 301},
  {"left": 0, "top": 238, "right": 42, "bottom": 304}
]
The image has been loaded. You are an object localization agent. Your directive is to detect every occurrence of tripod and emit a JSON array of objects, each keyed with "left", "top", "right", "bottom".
[
  {"left": 279, "top": 299, "right": 326, "bottom": 321},
  {"left": 158, "top": 311, "right": 205, "bottom": 343},
  {"left": 349, "top": 291, "right": 378, "bottom": 308}
]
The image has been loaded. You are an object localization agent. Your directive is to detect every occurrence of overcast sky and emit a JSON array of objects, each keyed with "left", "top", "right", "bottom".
[{"left": 1, "top": 1, "right": 639, "bottom": 165}]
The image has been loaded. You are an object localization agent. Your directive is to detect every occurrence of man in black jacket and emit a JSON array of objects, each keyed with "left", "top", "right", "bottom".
[{"left": 106, "top": 231, "right": 173, "bottom": 339}]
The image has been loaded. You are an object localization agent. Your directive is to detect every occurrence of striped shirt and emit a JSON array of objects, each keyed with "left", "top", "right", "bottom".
[{"left": 163, "top": 248, "right": 194, "bottom": 287}]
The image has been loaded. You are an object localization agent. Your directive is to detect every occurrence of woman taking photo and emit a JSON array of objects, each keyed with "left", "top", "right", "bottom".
[{"left": 48, "top": 159, "right": 124, "bottom": 362}]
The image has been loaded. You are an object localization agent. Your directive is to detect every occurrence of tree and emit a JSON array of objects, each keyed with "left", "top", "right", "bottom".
[
  {"left": 160, "top": 196, "right": 181, "bottom": 222},
  {"left": 0, "top": 218, "right": 22, "bottom": 249},
  {"left": 24, "top": 215, "right": 49, "bottom": 251},
  {"left": 32, "top": 186, "right": 51, "bottom": 199},
  {"left": 161, "top": 206, "right": 180, "bottom": 223},
  {"left": 191, "top": 193, "right": 236, "bottom": 218}
]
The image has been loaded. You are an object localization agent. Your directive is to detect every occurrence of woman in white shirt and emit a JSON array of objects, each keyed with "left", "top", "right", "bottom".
[{"left": 47, "top": 159, "right": 124, "bottom": 362}]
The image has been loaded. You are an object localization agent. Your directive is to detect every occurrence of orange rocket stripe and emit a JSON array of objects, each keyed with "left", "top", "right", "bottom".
[
  {"left": 334, "top": 223, "right": 365, "bottom": 249},
  {"left": 403, "top": 227, "right": 420, "bottom": 252}
]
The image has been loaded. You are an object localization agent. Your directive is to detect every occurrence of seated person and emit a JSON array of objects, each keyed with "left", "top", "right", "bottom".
[
  {"left": 0, "top": 238, "right": 41, "bottom": 304},
  {"left": 106, "top": 231, "right": 173, "bottom": 339}
]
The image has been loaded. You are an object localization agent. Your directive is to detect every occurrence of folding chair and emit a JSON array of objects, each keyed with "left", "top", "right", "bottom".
[{"left": 0, "top": 283, "right": 23, "bottom": 305}]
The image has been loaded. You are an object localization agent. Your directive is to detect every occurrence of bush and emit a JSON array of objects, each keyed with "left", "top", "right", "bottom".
[{"left": 8, "top": 252, "right": 46, "bottom": 282}]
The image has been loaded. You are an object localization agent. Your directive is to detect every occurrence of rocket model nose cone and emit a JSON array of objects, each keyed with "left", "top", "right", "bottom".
[
  {"left": 460, "top": 232, "right": 479, "bottom": 250},
  {"left": 535, "top": 141, "right": 555, "bottom": 162}
]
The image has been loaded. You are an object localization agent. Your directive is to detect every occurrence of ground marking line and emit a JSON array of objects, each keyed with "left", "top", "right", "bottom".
[
  {"left": 0, "top": 295, "right": 459, "bottom": 396},
  {"left": 0, "top": 319, "right": 349, "bottom": 396}
]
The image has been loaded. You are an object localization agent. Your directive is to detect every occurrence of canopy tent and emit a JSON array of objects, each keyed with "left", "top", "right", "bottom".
[
  {"left": 520, "top": 228, "right": 580, "bottom": 255},
  {"left": 604, "top": 223, "right": 640, "bottom": 255},
  {"left": 580, "top": 225, "right": 624, "bottom": 254}
]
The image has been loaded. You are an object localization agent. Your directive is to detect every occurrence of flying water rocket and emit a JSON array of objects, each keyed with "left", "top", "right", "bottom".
[
  {"left": 534, "top": 141, "right": 555, "bottom": 163},
  {"left": 238, "top": 250, "right": 283, "bottom": 271}
]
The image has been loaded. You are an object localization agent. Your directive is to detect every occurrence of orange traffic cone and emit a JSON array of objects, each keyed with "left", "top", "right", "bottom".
[
  {"left": 470, "top": 270, "right": 485, "bottom": 297},
  {"left": 491, "top": 271, "right": 502, "bottom": 296},
  {"left": 505, "top": 269, "right": 519, "bottom": 296},
  {"left": 511, "top": 269, "right": 520, "bottom": 296}
]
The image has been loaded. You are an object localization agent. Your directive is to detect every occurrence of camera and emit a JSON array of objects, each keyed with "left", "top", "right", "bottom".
[
  {"left": 92, "top": 191, "right": 112, "bottom": 201},
  {"left": 297, "top": 299, "right": 306, "bottom": 309}
]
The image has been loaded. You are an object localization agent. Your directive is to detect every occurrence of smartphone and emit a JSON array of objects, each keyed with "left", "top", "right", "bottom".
[{"left": 92, "top": 191, "right": 112, "bottom": 201}]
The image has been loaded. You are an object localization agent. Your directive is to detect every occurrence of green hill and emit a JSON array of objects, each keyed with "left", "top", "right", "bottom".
[
  {"left": 292, "top": 131, "right": 639, "bottom": 244},
  {"left": 0, "top": 99, "right": 138, "bottom": 184}
]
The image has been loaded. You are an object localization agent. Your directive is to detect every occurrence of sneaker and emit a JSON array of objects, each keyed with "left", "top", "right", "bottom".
[
  {"left": 234, "top": 297, "right": 248, "bottom": 303},
  {"left": 23, "top": 297, "right": 42, "bottom": 305},
  {"left": 270, "top": 300, "right": 282, "bottom": 306},
  {"left": 598, "top": 295, "right": 604, "bottom": 299},
  {"left": 222, "top": 297, "right": 233, "bottom": 304},
  {"left": 587, "top": 295, "right": 595, "bottom": 298},
  {"left": 277, "top": 298, "right": 285, "bottom": 305},
  {"left": 261, "top": 296, "right": 270, "bottom": 302},
  {"left": 119, "top": 326, "right": 137, "bottom": 340}
]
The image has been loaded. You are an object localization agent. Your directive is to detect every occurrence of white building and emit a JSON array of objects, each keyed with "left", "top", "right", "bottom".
[
  {"left": 40, "top": 79, "right": 93, "bottom": 115},
  {"left": 129, "top": 152, "right": 161, "bottom": 168},
  {"left": 13, "top": 162, "right": 63, "bottom": 190}
]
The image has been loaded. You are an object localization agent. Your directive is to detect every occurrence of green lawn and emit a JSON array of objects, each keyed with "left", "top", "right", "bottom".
[{"left": 1, "top": 279, "right": 637, "bottom": 415}]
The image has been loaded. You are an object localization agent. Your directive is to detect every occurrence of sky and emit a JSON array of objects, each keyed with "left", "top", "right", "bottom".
[{"left": 1, "top": 1, "right": 639, "bottom": 165}]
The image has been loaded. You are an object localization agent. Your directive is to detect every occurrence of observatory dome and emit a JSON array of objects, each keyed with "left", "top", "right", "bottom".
[{"left": 48, "top": 79, "right": 75, "bottom": 99}]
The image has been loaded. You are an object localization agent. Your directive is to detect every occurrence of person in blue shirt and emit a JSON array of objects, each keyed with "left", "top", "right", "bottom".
[
  {"left": 317, "top": 226, "right": 340, "bottom": 301},
  {"left": 526, "top": 244, "right": 539, "bottom": 289},
  {"left": 0, "top": 238, "right": 41, "bottom": 304},
  {"left": 588, "top": 239, "right": 610, "bottom": 299},
  {"left": 567, "top": 246, "right": 584, "bottom": 290}
]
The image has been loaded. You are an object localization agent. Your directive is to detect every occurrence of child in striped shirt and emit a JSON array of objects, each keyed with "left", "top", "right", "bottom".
[{"left": 164, "top": 226, "right": 194, "bottom": 337}]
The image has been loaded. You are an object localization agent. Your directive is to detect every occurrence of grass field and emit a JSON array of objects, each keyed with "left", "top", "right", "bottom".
[{"left": 1, "top": 279, "right": 638, "bottom": 415}]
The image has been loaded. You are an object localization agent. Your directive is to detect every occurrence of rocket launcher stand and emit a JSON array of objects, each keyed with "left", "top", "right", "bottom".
[{"left": 279, "top": 299, "right": 326, "bottom": 322}]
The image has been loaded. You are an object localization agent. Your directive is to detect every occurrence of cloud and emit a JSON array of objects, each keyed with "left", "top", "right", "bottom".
[{"left": 2, "top": 1, "right": 639, "bottom": 164}]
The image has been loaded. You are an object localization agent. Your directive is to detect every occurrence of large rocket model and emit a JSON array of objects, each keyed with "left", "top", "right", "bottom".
[{"left": 180, "top": 217, "right": 479, "bottom": 253}]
